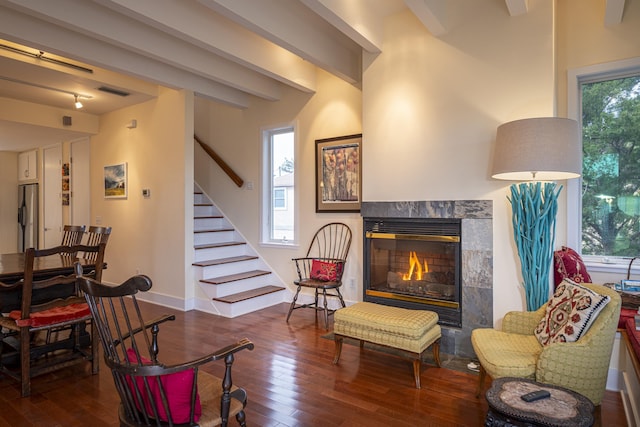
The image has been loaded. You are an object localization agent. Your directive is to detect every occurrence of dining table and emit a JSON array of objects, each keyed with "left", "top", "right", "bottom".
[{"left": 0, "top": 252, "right": 103, "bottom": 313}]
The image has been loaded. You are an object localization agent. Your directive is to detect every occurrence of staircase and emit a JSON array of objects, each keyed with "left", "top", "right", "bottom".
[{"left": 192, "top": 184, "right": 287, "bottom": 317}]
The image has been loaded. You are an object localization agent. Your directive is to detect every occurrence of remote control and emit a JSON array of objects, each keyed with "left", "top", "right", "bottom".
[{"left": 521, "top": 390, "right": 551, "bottom": 402}]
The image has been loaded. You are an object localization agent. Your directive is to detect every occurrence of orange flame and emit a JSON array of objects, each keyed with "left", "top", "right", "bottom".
[{"left": 402, "top": 252, "right": 429, "bottom": 280}]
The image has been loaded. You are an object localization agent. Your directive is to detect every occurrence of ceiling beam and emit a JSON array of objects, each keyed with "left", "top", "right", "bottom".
[
  {"left": 0, "top": 5, "right": 250, "bottom": 108},
  {"left": 505, "top": 0, "right": 528, "bottom": 16},
  {"left": 198, "top": 0, "right": 361, "bottom": 84},
  {"left": 403, "top": 0, "right": 447, "bottom": 37},
  {"left": 93, "top": 0, "right": 316, "bottom": 93},
  {"left": 604, "top": 0, "right": 625, "bottom": 26},
  {"left": 1, "top": 0, "right": 280, "bottom": 101},
  {"left": 300, "top": 0, "right": 384, "bottom": 53}
]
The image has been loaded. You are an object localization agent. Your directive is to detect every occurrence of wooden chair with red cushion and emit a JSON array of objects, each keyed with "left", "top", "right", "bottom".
[
  {"left": 0, "top": 243, "right": 105, "bottom": 397},
  {"left": 75, "top": 267, "right": 254, "bottom": 427},
  {"left": 286, "top": 222, "right": 352, "bottom": 329}
]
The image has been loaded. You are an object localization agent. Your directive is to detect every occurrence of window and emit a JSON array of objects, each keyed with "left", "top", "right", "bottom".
[
  {"left": 262, "top": 126, "right": 295, "bottom": 244},
  {"left": 568, "top": 58, "right": 640, "bottom": 267}
]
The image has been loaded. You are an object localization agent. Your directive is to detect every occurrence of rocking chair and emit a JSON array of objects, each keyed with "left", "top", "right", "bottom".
[{"left": 75, "top": 266, "right": 254, "bottom": 426}]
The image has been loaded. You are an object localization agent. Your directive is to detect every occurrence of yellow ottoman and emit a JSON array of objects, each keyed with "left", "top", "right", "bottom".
[{"left": 333, "top": 302, "right": 441, "bottom": 388}]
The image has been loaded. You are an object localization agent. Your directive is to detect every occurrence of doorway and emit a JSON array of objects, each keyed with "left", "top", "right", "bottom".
[
  {"left": 70, "top": 138, "right": 91, "bottom": 227},
  {"left": 43, "top": 144, "right": 62, "bottom": 247}
]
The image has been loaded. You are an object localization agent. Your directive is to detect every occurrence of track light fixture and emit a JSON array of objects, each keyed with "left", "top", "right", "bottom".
[{"left": 74, "top": 94, "right": 83, "bottom": 109}]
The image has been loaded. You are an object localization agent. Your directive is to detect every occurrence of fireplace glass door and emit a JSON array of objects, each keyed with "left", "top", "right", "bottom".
[{"left": 363, "top": 219, "right": 462, "bottom": 327}]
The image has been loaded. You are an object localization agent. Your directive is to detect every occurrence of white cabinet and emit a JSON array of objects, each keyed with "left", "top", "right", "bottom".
[{"left": 18, "top": 150, "right": 37, "bottom": 181}]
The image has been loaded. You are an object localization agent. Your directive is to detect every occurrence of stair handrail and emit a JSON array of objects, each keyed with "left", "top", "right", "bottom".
[{"left": 194, "top": 134, "right": 244, "bottom": 188}]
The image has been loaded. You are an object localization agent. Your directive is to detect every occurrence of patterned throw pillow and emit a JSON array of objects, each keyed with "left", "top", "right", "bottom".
[
  {"left": 553, "top": 246, "right": 592, "bottom": 288},
  {"left": 310, "top": 259, "right": 342, "bottom": 282},
  {"left": 534, "top": 279, "right": 611, "bottom": 346}
]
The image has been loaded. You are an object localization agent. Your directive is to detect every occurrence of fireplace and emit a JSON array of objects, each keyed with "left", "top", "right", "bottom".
[
  {"left": 364, "top": 218, "right": 462, "bottom": 327},
  {"left": 361, "top": 201, "right": 493, "bottom": 357}
]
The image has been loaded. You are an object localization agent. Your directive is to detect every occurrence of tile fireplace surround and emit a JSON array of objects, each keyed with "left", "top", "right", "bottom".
[{"left": 361, "top": 200, "right": 493, "bottom": 357}]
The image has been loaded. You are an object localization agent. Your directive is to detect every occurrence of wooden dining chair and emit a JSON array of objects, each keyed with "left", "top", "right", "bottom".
[
  {"left": 0, "top": 243, "right": 105, "bottom": 397},
  {"left": 83, "top": 226, "right": 111, "bottom": 261},
  {"left": 61, "top": 225, "right": 86, "bottom": 246},
  {"left": 286, "top": 222, "right": 352, "bottom": 329},
  {"left": 75, "top": 267, "right": 254, "bottom": 426}
]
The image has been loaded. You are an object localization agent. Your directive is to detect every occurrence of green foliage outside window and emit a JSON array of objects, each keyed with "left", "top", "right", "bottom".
[{"left": 581, "top": 76, "right": 640, "bottom": 257}]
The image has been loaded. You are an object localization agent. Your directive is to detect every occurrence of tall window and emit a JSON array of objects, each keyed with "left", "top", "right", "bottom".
[
  {"left": 568, "top": 59, "right": 640, "bottom": 265},
  {"left": 262, "top": 126, "right": 295, "bottom": 244}
]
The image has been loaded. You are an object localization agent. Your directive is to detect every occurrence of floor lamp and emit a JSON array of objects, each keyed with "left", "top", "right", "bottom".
[{"left": 492, "top": 117, "right": 581, "bottom": 311}]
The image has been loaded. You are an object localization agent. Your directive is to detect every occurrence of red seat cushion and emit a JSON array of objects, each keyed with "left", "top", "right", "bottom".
[
  {"left": 553, "top": 246, "right": 592, "bottom": 288},
  {"left": 619, "top": 308, "right": 637, "bottom": 329},
  {"left": 310, "top": 259, "right": 342, "bottom": 282},
  {"left": 625, "top": 317, "right": 640, "bottom": 362},
  {"left": 126, "top": 348, "right": 201, "bottom": 424},
  {"left": 9, "top": 303, "right": 91, "bottom": 327}
]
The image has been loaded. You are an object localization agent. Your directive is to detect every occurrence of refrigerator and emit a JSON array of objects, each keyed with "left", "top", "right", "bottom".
[{"left": 18, "top": 183, "right": 38, "bottom": 252}]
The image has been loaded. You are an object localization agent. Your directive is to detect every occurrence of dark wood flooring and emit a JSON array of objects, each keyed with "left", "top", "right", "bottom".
[{"left": 0, "top": 302, "right": 628, "bottom": 426}]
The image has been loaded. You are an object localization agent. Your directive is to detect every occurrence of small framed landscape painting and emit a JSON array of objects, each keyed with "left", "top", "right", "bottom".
[
  {"left": 315, "top": 134, "right": 362, "bottom": 213},
  {"left": 104, "top": 162, "right": 128, "bottom": 199}
]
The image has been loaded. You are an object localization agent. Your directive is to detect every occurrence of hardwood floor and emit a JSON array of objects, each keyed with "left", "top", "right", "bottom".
[{"left": 0, "top": 302, "right": 628, "bottom": 426}]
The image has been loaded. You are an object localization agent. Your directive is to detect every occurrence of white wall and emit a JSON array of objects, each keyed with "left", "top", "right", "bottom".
[
  {"left": 363, "top": 1, "right": 556, "bottom": 322},
  {"left": 90, "top": 87, "right": 193, "bottom": 307},
  {"left": 195, "top": 68, "right": 363, "bottom": 304},
  {"left": 193, "top": 0, "right": 640, "bottom": 324}
]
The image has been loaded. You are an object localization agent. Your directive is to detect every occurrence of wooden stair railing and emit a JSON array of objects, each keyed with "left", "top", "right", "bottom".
[{"left": 194, "top": 134, "right": 244, "bottom": 188}]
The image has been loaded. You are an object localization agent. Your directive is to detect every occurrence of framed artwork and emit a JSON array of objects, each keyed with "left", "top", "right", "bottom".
[
  {"left": 315, "top": 134, "right": 362, "bottom": 213},
  {"left": 104, "top": 162, "right": 128, "bottom": 199}
]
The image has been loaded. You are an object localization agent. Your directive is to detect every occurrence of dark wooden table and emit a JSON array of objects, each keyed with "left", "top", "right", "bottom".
[
  {"left": 0, "top": 252, "right": 101, "bottom": 312},
  {"left": 485, "top": 377, "right": 594, "bottom": 427}
]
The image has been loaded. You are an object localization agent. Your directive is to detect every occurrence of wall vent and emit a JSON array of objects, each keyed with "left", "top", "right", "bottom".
[{"left": 98, "top": 86, "right": 130, "bottom": 97}]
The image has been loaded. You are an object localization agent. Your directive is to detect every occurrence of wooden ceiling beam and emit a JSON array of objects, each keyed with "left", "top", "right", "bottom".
[
  {"left": 199, "top": 0, "right": 361, "bottom": 85},
  {"left": 0, "top": 5, "right": 250, "bottom": 108},
  {"left": 403, "top": 0, "right": 447, "bottom": 37}
]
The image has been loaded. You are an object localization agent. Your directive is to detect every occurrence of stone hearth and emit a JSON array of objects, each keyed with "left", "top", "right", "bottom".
[{"left": 361, "top": 200, "right": 493, "bottom": 357}]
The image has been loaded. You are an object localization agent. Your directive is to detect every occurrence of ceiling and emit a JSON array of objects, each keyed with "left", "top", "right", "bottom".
[{"left": 0, "top": 0, "right": 623, "bottom": 152}]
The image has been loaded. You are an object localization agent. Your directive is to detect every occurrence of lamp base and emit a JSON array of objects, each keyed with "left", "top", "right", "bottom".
[{"left": 508, "top": 182, "right": 561, "bottom": 311}]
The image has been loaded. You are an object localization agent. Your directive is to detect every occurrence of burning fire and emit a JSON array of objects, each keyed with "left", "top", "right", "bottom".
[{"left": 402, "top": 251, "right": 429, "bottom": 281}]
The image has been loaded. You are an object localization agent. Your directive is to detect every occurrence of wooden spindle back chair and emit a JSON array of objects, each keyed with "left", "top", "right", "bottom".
[
  {"left": 83, "top": 226, "right": 111, "bottom": 262},
  {"left": 61, "top": 225, "right": 86, "bottom": 246},
  {"left": 75, "top": 267, "right": 254, "bottom": 426},
  {"left": 286, "top": 222, "right": 352, "bottom": 329},
  {"left": 0, "top": 243, "right": 105, "bottom": 396}
]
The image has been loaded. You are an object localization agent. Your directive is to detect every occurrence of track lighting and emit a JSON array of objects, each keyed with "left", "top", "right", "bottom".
[{"left": 74, "top": 94, "right": 83, "bottom": 109}]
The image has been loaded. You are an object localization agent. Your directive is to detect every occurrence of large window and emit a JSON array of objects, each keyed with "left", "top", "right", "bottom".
[
  {"left": 568, "top": 59, "right": 640, "bottom": 266},
  {"left": 262, "top": 126, "right": 295, "bottom": 245}
]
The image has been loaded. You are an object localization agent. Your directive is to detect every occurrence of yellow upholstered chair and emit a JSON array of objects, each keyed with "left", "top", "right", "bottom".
[{"left": 471, "top": 283, "right": 621, "bottom": 405}]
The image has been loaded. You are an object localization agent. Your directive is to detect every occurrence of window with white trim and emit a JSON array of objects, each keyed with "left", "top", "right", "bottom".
[
  {"left": 567, "top": 59, "right": 640, "bottom": 267},
  {"left": 261, "top": 126, "right": 295, "bottom": 245}
]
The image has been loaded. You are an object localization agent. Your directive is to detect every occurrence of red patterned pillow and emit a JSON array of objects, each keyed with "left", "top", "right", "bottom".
[
  {"left": 534, "top": 279, "right": 610, "bottom": 346},
  {"left": 310, "top": 259, "right": 342, "bottom": 282},
  {"left": 125, "top": 348, "right": 201, "bottom": 423},
  {"left": 553, "top": 246, "right": 592, "bottom": 288}
]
